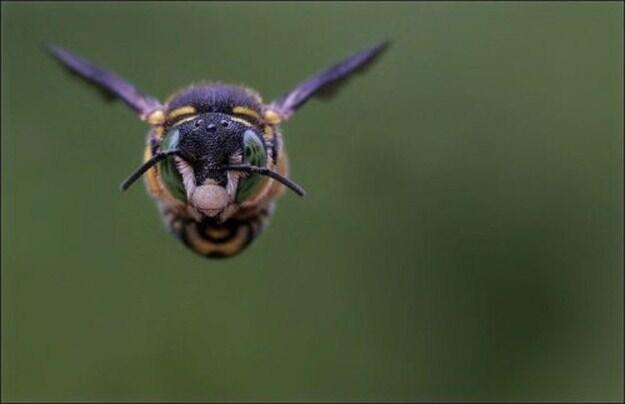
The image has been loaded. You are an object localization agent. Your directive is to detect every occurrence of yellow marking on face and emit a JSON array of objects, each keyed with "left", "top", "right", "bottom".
[
  {"left": 232, "top": 106, "right": 262, "bottom": 122},
  {"left": 146, "top": 109, "right": 166, "bottom": 126},
  {"left": 167, "top": 106, "right": 197, "bottom": 121},
  {"left": 231, "top": 117, "right": 253, "bottom": 127},
  {"left": 171, "top": 115, "right": 198, "bottom": 127},
  {"left": 266, "top": 147, "right": 289, "bottom": 199},
  {"left": 143, "top": 144, "right": 163, "bottom": 196},
  {"left": 155, "top": 126, "right": 165, "bottom": 137},
  {"left": 263, "top": 109, "right": 282, "bottom": 125},
  {"left": 262, "top": 126, "right": 275, "bottom": 161}
]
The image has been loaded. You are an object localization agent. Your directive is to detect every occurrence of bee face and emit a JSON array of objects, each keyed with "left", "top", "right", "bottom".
[
  {"left": 49, "top": 42, "right": 388, "bottom": 258},
  {"left": 157, "top": 112, "right": 268, "bottom": 218}
]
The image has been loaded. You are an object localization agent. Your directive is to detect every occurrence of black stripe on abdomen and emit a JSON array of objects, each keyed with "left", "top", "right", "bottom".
[{"left": 162, "top": 206, "right": 273, "bottom": 258}]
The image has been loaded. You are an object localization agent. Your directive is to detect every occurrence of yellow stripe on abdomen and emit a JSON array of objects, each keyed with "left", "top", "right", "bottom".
[{"left": 179, "top": 217, "right": 257, "bottom": 258}]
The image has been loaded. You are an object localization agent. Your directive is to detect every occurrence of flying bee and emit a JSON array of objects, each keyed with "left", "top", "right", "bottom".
[{"left": 49, "top": 41, "right": 389, "bottom": 258}]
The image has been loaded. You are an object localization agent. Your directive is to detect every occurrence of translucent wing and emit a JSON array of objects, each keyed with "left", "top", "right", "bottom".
[
  {"left": 48, "top": 45, "right": 163, "bottom": 120},
  {"left": 270, "top": 41, "right": 390, "bottom": 120}
]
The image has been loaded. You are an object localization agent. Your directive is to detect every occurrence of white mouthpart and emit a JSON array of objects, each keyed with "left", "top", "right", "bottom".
[
  {"left": 189, "top": 184, "right": 229, "bottom": 216},
  {"left": 175, "top": 156, "right": 241, "bottom": 218}
]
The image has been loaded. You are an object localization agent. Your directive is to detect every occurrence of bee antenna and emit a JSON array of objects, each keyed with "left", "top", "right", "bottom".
[
  {"left": 223, "top": 164, "right": 306, "bottom": 197},
  {"left": 120, "top": 150, "right": 184, "bottom": 191}
]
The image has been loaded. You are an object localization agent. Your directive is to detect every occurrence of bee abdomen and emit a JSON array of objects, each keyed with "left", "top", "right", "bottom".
[{"left": 162, "top": 205, "right": 274, "bottom": 258}]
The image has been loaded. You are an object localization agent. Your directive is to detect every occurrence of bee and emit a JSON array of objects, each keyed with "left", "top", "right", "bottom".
[{"left": 49, "top": 41, "right": 389, "bottom": 258}]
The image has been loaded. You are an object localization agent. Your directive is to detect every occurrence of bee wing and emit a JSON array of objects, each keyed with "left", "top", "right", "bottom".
[
  {"left": 269, "top": 41, "right": 389, "bottom": 120},
  {"left": 48, "top": 45, "right": 163, "bottom": 120}
]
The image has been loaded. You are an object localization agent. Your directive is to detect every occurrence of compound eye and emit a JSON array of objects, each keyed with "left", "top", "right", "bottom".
[
  {"left": 242, "top": 129, "right": 266, "bottom": 167},
  {"left": 158, "top": 128, "right": 186, "bottom": 202},
  {"left": 236, "top": 130, "right": 267, "bottom": 203},
  {"left": 160, "top": 128, "right": 180, "bottom": 152}
]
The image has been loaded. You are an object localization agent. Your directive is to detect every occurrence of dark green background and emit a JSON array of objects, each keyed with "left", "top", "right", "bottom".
[{"left": 2, "top": 2, "right": 623, "bottom": 401}]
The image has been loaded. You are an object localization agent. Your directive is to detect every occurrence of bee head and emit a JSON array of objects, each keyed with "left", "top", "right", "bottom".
[{"left": 120, "top": 113, "right": 304, "bottom": 218}]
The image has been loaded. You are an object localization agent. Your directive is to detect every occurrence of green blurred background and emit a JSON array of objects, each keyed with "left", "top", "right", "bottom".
[{"left": 1, "top": 1, "right": 623, "bottom": 401}]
